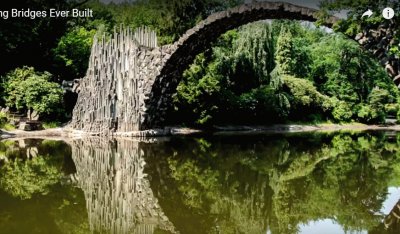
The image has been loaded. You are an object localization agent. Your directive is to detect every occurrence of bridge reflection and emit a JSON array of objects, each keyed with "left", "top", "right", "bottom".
[
  {"left": 384, "top": 199, "right": 400, "bottom": 232},
  {"left": 70, "top": 138, "right": 177, "bottom": 234},
  {"left": 3, "top": 135, "right": 399, "bottom": 233},
  {"left": 67, "top": 135, "right": 400, "bottom": 234}
]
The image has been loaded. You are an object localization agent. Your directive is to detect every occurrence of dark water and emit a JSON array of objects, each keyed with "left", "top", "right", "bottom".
[{"left": 0, "top": 131, "right": 400, "bottom": 234}]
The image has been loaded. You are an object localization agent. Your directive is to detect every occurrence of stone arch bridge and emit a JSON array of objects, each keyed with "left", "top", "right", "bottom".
[{"left": 68, "top": 1, "right": 400, "bottom": 135}]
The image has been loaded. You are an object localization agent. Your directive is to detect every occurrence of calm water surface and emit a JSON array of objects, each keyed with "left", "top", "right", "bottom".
[{"left": 0, "top": 131, "right": 399, "bottom": 234}]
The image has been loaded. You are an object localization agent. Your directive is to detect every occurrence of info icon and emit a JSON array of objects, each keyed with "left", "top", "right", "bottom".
[{"left": 382, "top": 7, "right": 395, "bottom": 19}]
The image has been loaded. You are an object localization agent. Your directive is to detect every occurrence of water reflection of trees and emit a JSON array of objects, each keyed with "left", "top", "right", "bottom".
[
  {"left": 1, "top": 132, "right": 400, "bottom": 234},
  {"left": 144, "top": 132, "right": 400, "bottom": 234},
  {"left": 0, "top": 139, "right": 71, "bottom": 199},
  {"left": 0, "top": 139, "right": 89, "bottom": 234}
]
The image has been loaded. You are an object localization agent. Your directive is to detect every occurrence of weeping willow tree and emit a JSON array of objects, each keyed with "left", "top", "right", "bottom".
[
  {"left": 230, "top": 22, "right": 276, "bottom": 90},
  {"left": 173, "top": 22, "right": 290, "bottom": 125}
]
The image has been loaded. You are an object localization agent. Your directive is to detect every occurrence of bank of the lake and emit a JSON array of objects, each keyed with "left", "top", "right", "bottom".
[
  {"left": 2, "top": 123, "right": 400, "bottom": 139},
  {"left": 0, "top": 128, "right": 65, "bottom": 139}
]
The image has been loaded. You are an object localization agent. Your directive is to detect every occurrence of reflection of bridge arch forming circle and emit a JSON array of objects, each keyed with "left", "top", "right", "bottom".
[
  {"left": 70, "top": 138, "right": 177, "bottom": 234},
  {"left": 69, "top": 2, "right": 399, "bottom": 134},
  {"left": 382, "top": 199, "right": 400, "bottom": 232}
]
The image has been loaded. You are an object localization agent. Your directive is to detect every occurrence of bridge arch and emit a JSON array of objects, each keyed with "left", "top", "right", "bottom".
[
  {"left": 143, "top": 2, "right": 339, "bottom": 128},
  {"left": 69, "top": 2, "right": 399, "bottom": 134}
]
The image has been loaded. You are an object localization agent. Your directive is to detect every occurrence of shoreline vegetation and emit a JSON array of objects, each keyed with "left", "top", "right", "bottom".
[{"left": 2, "top": 123, "right": 400, "bottom": 139}]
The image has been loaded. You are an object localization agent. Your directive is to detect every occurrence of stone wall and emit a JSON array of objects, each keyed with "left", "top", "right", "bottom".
[{"left": 69, "top": 27, "right": 162, "bottom": 133}]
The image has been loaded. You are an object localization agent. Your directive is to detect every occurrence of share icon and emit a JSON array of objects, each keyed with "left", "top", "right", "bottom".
[{"left": 362, "top": 9, "right": 373, "bottom": 18}]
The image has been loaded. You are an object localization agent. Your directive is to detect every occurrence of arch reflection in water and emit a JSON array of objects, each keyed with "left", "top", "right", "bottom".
[
  {"left": 2, "top": 132, "right": 400, "bottom": 233},
  {"left": 70, "top": 138, "right": 176, "bottom": 234}
]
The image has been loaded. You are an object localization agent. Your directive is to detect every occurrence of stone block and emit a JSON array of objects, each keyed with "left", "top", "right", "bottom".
[{"left": 18, "top": 121, "right": 44, "bottom": 131}]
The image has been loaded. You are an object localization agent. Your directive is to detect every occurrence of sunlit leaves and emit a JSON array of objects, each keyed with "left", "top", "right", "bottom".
[
  {"left": 1, "top": 66, "right": 63, "bottom": 115},
  {"left": 53, "top": 26, "right": 97, "bottom": 77}
]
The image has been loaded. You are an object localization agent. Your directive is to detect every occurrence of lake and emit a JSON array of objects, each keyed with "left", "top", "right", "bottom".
[{"left": 0, "top": 131, "right": 399, "bottom": 234}]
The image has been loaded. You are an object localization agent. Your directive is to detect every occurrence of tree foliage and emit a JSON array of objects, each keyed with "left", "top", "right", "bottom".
[
  {"left": 174, "top": 20, "right": 399, "bottom": 125},
  {"left": 0, "top": 0, "right": 89, "bottom": 76},
  {"left": 173, "top": 23, "right": 291, "bottom": 125},
  {"left": 275, "top": 27, "right": 294, "bottom": 75},
  {"left": 319, "top": 0, "right": 400, "bottom": 57},
  {"left": 1, "top": 67, "right": 64, "bottom": 115},
  {"left": 53, "top": 26, "right": 97, "bottom": 77}
]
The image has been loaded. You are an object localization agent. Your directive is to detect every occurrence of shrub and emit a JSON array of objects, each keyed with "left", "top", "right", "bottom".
[
  {"left": 356, "top": 104, "right": 384, "bottom": 124},
  {"left": 282, "top": 75, "right": 332, "bottom": 121},
  {"left": 331, "top": 98, "right": 353, "bottom": 122},
  {"left": 385, "top": 103, "right": 399, "bottom": 116}
]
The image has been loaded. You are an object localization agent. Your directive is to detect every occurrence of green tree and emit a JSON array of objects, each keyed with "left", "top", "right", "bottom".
[
  {"left": 319, "top": 0, "right": 400, "bottom": 59},
  {"left": 1, "top": 67, "right": 64, "bottom": 116},
  {"left": 275, "top": 27, "right": 294, "bottom": 75},
  {"left": 101, "top": 0, "right": 243, "bottom": 45},
  {"left": 174, "top": 23, "right": 287, "bottom": 125},
  {"left": 356, "top": 87, "right": 393, "bottom": 123},
  {"left": 0, "top": 0, "right": 92, "bottom": 76},
  {"left": 174, "top": 20, "right": 400, "bottom": 125},
  {"left": 308, "top": 33, "right": 399, "bottom": 122},
  {"left": 53, "top": 26, "right": 97, "bottom": 78},
  {"left": 282, "top": 75, "right": 332, "bottom": 121}
]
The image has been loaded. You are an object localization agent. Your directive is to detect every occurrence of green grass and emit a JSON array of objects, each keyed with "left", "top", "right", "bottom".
[
  {"left": 0, "top": 112, "right": 15, "bottom": 131},
  {"left": 1, "top": 123, "right": 15, "bottom": 131},
  {"left": 42, "top": 121, "right": 62, "bottom": 129}
]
